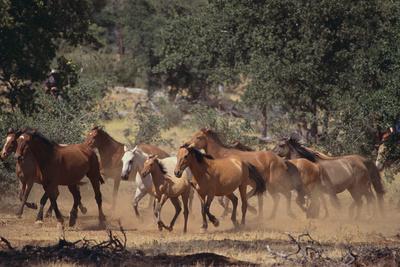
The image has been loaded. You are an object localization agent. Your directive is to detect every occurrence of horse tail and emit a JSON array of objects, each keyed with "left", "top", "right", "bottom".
[
  {"left": 364, "top": 159, "right": 385, "bottom": 214},
  {"left": 364, "top": 159, "right": 385, "bottom": 196},
  {"left": 247, "top": 163, "right": 266, "bottom": 194},
  {"left": 285, "top": 160, "right": 306, "bottom": 206}
]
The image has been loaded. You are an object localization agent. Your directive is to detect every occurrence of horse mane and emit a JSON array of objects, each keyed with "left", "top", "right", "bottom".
[
  {"left": 156, "top": 160, "right": 168, "bottom": 175},
  {"left": 181, "top": 143, "right": 214, "bottom": 162},
  {"left": 286, "top": 137, "right": 318, "bottom": 162},
  {"left": 25, "top": 129, "right": 58, "bottom": 147}
]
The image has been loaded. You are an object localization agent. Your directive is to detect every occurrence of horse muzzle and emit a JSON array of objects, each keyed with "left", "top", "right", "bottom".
[
  {"left": 174, "top": 170, "right": 183, "bottom": 178},
  {"left": 121, "top": 173, "right": 129, "bottom": 181},
  {"left": 14, "top": 154, "right": 23, "bottom": 161}
]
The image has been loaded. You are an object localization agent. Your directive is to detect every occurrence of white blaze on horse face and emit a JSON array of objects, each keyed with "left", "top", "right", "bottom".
[
  {"left": 1, "top": 136, "right": 12, "bottom": 155},
  {"left": 121, "top": 151, "right": 135, "bottom": 177},
  {"left": 18, "top": 135, "right": 25, "bottom": 140}
]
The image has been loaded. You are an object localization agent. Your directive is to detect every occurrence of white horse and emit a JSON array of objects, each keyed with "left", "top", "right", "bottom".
[{"left": 121, "top": 146, "right": 194, "bottom": 217}]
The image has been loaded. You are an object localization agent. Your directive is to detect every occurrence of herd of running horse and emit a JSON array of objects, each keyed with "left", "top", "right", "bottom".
[{"left": 0, "top": 127, "right": 386, "bottom": 232}]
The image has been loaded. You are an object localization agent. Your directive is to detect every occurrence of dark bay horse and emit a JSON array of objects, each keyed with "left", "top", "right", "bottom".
[
  {"left": 84, "top": 126, "right": 169, "bottom": 214},
  {"left": 1, "top": 128, "right": 86, "bottom": 221},
  {"left": 175, "top": 144, "right": 266, "bottom": 230},
  {"left": 187, "top": 128, "right": 307, "bottom": 219},
  {"left": 275, "top": 136, "right": 385, "bottom": 218},
  {"left": 14, "top": 130, "right": 105, "bottom": 228}
]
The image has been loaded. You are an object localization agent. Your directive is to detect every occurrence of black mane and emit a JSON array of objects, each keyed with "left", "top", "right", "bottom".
[
  {"left": 180, "top": 143, "right": 214, "bottom": 163},
  {"left": 156, "top": 160, "right": 168, "bottom": 175},
  {"left": 25, "top": 129, "right": 58, "bottom": 147},
  {"left": 287, "top": 137, "right": 318, "bottom": 162}
]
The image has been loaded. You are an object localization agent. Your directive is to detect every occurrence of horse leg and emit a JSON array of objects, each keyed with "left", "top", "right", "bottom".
[
  {"left": 205, "top": 195, "right": 219, "bottom": 227},
  {"left": 283, "top": 191, "right": 296, "bottom": 218},
  {"left": 268, "top": 192, "right": 280, "bottom": 220},
  {"left": 45, "top": 184, "right": 64, "bottom": 227},
  {"left": 167, "top": 197, "right": 182, "bottom": 232},
  {"left": 68, "top": 185, "right": 80, "bottom": 227},
  {"left": 199, "top": 196, "right": 208, "bottom": 231},
  {"left": 246, "top": 188, "right": 261, "bottom": 215},
  {"left": 132, "top": 187, "right": 147, "bottom": 218},
  {"left": 111, "top": 177, "right": 121, "bottom": 215},
  {"left": 182, "top": 191, "right": 190, "bottom": 233},
  {"left": 45, "top": 188, "right": 59, "bottom": 218},
  {"left": 155, "top": 194, "right": 169, "bottom": 231},
  {"left": 218, "top": 196, "right": 230, "bottom": 218},
  {"left": 87, "top": 172, "right": 106, "bottom": 228},
  {"left": 225, "top": 193, "right": 239, "bottom": 228},
  {"left": 35, "top": 192, "right": 48, "bottom": 223},
  {"left": 77, "top": 185, "right": 87, "bottom": 215},
  {"left": 16, "top": 181, "right": 33, "bottom": 218},
  {"left": 19, "top": 182, "right": 26, "bottom": 201},
  {"left": 348, "top": 188, "right": 362, "bottom": 219},
  {"left": 147, "top": 195, "right": 154, "bottom": 209},
  {"left": 239, "top": 185, "right": 248, "bottom": 225},
  {"left": 188, "top": 187, "right": 194, "bottom": 213},
  {"left": 320, "top": 194, "right": 329, "bottom": 219}
]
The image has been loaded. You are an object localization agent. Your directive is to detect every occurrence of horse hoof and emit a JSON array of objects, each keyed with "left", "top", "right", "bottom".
[
  {"left": 15, "top": 213, "right": 22, "bottom": 219},
  {"left": 80, "top": 207, "right": 88, "bottom": 214},
  {"left": 35, "top": 220, "right": 44, "bottom": 226},
  {"left": 211, "top": 219, "right": 219, "bottom": 227},
  {"left": 200, "top": 227, "right": 207, "bottom": 233},
  {"left": 167, "top": 226, "right": 173, "bottom": 232},
  {"left": 69, "top": 218, "right": 77, "bottom": 227}
]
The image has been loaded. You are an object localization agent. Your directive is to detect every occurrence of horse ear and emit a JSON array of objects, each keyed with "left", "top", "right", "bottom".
[
  {"left": 201, "top": 128, "right": 211, "bottom": 133},
  {"left": 7, "top": 128, "right": 15, "bottom": 134}
]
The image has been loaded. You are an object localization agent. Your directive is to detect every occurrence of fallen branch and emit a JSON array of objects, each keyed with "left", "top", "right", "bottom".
[{"left": 0, "top": 236, "right": 14, "bottom": 250}]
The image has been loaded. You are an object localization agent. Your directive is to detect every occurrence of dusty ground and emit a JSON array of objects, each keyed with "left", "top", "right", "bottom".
[{"left": 1, "top": 181, "right": 400, "bottom": 266}]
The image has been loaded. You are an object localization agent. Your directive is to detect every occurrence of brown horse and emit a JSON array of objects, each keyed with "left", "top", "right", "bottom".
[
  {"left": 233, "top": 140, "right": 330, "bottom": 218},
  {"left": 141, "top": 155, "right": 191, "bottom": 233},
  {"left": 275, "top": 136, "right": 385, "bottom": 218},
  {"left": 84, "top": 126, "right": 169, "bottom": 213},
  {"left": 187, "top": 129, "right": 307, "bottom": 219},
  {"left": 1, "top": 128, "right": 87, "bottom": 221},
  {"left": 175, "top": 144, "right": 266, "bottom": 230},
  {"left": 14, "top": 130, "right": 105, "bottom": 228}
]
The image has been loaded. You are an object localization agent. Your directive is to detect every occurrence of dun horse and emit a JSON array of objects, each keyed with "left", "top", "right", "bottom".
[
  {"left": 85, "top": 126, "right": 169, "bottom": 214},
  {"left": 1, "top": 128, "right": 87, "bottom": 221},
  {"left": 141, "top": 155, "right": 192, "bottom": 233},
  {"left": 275, "top": 136, "right": 385, "bottom": 218},
  {"left": 175, "top": 144, "right": 266, "bottom": 230},
  {"left": 187, "top": 128, "right": 307, "bottom": 219},
  {"left": 14, "top": 130, "right": 105, "bottom": 228}
]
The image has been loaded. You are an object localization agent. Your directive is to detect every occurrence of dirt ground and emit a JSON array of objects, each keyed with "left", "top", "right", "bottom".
[{"left": 1, "top": 180, "right": 400, "bottom": 266}]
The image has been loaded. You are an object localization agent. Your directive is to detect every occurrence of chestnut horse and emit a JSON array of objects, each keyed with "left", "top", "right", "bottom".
[
  {"left": 85, "top": 126, "right": 169, "bottom": 214},
  {"left": 187, "top": 129, "right": 307, "bottom": 219},
  {"left": 1, "top": 128, "right": 87, "bottom": 221},
  {"left": 275, "top": 136, "right": 385, "bottom": 218},
  {"left": 14, "top": 130, "right": 105, "bottom": 227},
  {"left": 142, "top": 155, "right": 192, "bottom": 233},
  {"left": 175, "top": 144, "right": 266, "bottom": 230}
]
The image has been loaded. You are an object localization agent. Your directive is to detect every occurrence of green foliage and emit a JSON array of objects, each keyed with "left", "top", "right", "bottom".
[
  {"left": 131, "top": 106, "right": 164, "bottom": 145},
  {"left": 188, "top": 105, "right": 257, "bottom": 147}
]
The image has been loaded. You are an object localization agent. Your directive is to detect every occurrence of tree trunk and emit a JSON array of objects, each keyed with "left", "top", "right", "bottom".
[
  {"left": 261, "top": 105, "right": 268, "bottom": 138},
  {"left": 310, "top": 101, "right": 318, "bottom": 143}
]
